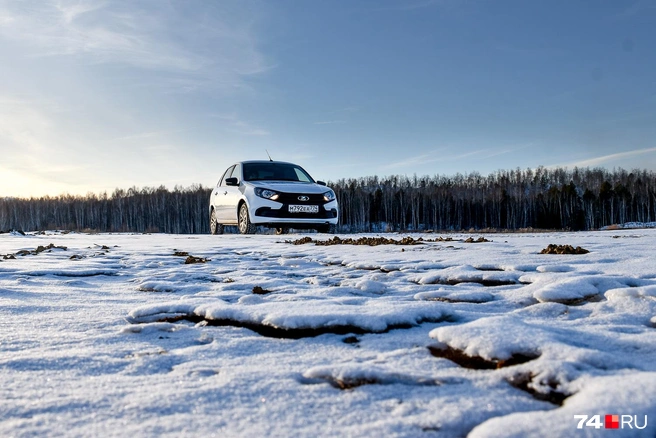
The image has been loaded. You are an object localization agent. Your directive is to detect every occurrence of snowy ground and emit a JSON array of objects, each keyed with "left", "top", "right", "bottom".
[{"left": 1, "top": 230, "right": 655, "bottom": 437}]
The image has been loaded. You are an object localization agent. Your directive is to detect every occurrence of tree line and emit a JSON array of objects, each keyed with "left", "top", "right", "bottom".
[
  {"left": 1, "top": 167, "right": 655, "bottom": 233},
  {"left": 0, "top": 185, "right": 210, "bottom": 234},
  {"left": 333, "top": 167, "right": 656, "bottom": 232}
]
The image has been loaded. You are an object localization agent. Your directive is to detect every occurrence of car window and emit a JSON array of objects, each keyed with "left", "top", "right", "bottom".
[
  {"left": 219, "top": 165, "right": 235, "bottom": 187},
  {"left": 230, "top": 164, "right": 242, "bottom": 182},
  {"left": 243, "top": 163, "right": 315, "bottom": 182},
  {"left": 294, "top": 168, "right": 311, "bottom": 182}
]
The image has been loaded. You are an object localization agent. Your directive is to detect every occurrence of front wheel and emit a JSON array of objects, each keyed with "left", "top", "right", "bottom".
[
  {"left": 317, "top": 224, "right": 337, "bottom": 234},
  {"left": 238, "top": 204, "right": 256, "bottom": 234},
  {"left": 210, "top": 210, "right": 224, "bottom": 235}
]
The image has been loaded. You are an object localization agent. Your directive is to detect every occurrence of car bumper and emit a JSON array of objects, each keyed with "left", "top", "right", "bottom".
[{"left": 250, "top": 200, "right": 339, "bottom": 226}]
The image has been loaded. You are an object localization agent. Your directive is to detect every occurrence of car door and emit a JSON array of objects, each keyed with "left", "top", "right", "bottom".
[
  {"left": 221, "top": 163, "right": 242, "bottom": 223},
  {"left": 213, "top": 165, "right": 235, "bottom": 222}
]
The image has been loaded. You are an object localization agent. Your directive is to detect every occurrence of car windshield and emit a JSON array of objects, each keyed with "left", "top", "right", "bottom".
[{"left": 243, "top": 163, "right": 314, "bottom": 183}]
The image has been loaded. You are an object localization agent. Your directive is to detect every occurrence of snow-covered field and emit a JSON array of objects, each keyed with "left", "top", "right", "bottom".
[{"left": 1, "top": 230, "right": 655, "bottom": 437}]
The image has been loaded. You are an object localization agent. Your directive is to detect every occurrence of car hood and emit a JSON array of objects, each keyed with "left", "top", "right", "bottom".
[{"left": 247, "top": 181, "right": 330, "bottom": 194}]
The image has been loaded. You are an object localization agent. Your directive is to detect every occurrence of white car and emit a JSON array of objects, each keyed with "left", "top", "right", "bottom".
[{"left": 209, "top": 160, "right": 339, "bottom": 234}]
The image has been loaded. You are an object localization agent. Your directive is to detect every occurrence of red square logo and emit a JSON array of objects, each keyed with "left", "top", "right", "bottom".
[{"left": 605, "top": 415, "right": 619, "bottom": 429}]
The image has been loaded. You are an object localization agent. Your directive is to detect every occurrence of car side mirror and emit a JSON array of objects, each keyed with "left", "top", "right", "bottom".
[
  {"left": 225, "top": 177, "right": 239, "bottom": 186},
  {"left": 316, "top": 180, "right": 326, "bottom": 186}
]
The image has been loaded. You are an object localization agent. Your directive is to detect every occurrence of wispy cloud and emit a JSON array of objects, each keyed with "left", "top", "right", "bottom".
[
  {"left": 0, "top": 97, "right": 54, "bottom": 161},
  {"left": 380, "top": 147, "right": 518, "bottom": 171},
  {"left": 0, "top": 0, "right": 272, "bottom": 90},
  {"left": 380, "top": 151, "right": 443, "bottom": 170},
  {"left": 313, "top": 106, "right": 358, "bottom": 125},
  {"left": 448, "top": 149, "right": 488, "bottom": 160},
  {"left": 330, "top": 106, "right": 359, "bottom": 114},
  {"left": 313, "top": 120, "right": 347, "bottom": 125},
  {"left": 562, "top": 147, "right": 656, "bottom": 168},
  {"left": 210, "top": 113, "right": 270, "bottom": 136},
  {"left": 614, "top": 0, "right": 656, "bottom": 19},
  {"left": 112, "top": 129, "right": 187, "bottom": 142},
  {"left": 494, "top": 44, "right": 565, "bottom": 58},
  {"left": 481, "top": 143, "right": 532, "bottom": 159},
  {"left": 0, "top": 96, "right": 93, "bottom": 191}
]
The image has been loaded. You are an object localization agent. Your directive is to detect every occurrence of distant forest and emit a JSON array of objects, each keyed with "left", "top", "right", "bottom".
[{"left": 1, "top": 167, "right": 655, "bottom": 233}]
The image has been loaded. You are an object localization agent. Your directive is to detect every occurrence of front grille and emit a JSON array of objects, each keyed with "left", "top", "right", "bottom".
[{"left": 276, "top": 192, "right": 326, "bottom": 204}]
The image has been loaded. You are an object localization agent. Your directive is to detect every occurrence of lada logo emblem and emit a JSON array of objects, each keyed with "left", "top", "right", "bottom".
[{"left": 298, "top": 196, "right": 309, "bottom": 201}]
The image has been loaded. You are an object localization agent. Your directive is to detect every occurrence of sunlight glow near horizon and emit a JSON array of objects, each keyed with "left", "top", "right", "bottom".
[{"left": 1, "top": 0, "right": 655, "bottom": 198}]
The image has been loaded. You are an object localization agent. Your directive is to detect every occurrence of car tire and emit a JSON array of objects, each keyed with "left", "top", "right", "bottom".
[
  {"left": 317, "top": 224, "right": 337, "bottom": 234},
  {"left": 275, "top": 227, "right": 289, "bottom": 235},
  {"left": 210, "top": 210, "right": 224, "bottom": 235},
  {"left": 238, "top": 203, "right": 256, "bottom": 234}
]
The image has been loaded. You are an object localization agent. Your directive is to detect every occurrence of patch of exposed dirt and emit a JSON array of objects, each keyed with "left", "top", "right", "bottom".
[
  {"left": 252, "top": 286, "right": 273, "bottom": 295},
  {"left": 423, "top": 296, "right": 494, "bottom": 304},
  {"left": 507, "top": 372, "right": 572, "bottom": 406},
  {"left": 542, "top": 294, "right": 604, "bottom": 306},
  {"left": 342, "top": 336, "right": 360, "bottom": 344},
  {"left": 303, "top": 374, "right": 441, "bottom": 390},
  {"left": 290, "top": 235, "right": 495, "bottom": 246},
  {"left": 184, "top": 255, "right": 210, "bottom": 264},
  {"left": 464, "top": 237, "right": 492, "bottom": 243},
  {"left": 474, "top": 266, "right": 505, "bottom": 272},
  {"left": 416, "top": 278, "right": 519, "bottom": 287},
  {"left": 13, "top": 243, "right": 68, "bottom": 257},
  {"left": 51, "top": 271, "right": 118, "bottom": 277},
  {"left": 146, "top": 314, "right": 458, "bottom": 339},
  {"left": 173, "top": 251, "right": 189, "bottom": 257},
  {"left": 427, "top": 344, "right": 540, "bottom": 369},
  {"left": 125, "top": 349, "right": 167, "bottom": 359},
  {"left": 137, "top": 285, "right": 175, "bottom": 293},
  {"left": 540, "top": 244, "right": 589, "bottom": 255},
  {"left": 291, "top": 236, "right": 429, "bottom": 246},
  {"left": 323, "top": 376, "right": 383, "bottom": 390}
]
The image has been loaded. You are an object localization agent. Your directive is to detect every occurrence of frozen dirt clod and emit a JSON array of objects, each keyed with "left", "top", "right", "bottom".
[
  {"left": 540, "top": 244, "right": 589, "bottom": 254},
  {"left": 184, "top": 255, "right": 209, "bottom": 264},
  {"left": 143, "top": 314, "right": 455, "bottom": 339},
  {"left": 464, "top": 237, "right": 491, "bottom": 243},
  {"left": 252, "top": 285, "right": 273, "bottom": 295},
  {"left": 291, "top": 236, "right": 427, "bottom": 246},
  {"left": 506, "top": 372, "right": 572, "bottom": 406},
  {"left": 427, "top": 343, "right": 540, "bottom": 369},
  {"left": 12, "top": 243, "right": 68, "bottom": 257}
]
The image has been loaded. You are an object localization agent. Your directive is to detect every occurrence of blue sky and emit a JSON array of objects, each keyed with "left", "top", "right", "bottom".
[{"left": 1, "top": 0, "right": 655, "bottom": 197}]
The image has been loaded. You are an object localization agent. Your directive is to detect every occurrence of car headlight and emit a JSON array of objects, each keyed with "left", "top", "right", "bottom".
[
  {"left": 323, "top": 190, "right": 336, "bottom": 202},
  {"left": 255, "top": 188, "right": 280, "bottom": 201}
]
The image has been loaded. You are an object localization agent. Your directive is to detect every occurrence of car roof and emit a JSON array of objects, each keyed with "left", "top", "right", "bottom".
[
  {"left": 238, "top": 160, "right": 298, "bottom": 166},
  {"left": 235, "top": 160, "right": 301, "bottom": 167}
]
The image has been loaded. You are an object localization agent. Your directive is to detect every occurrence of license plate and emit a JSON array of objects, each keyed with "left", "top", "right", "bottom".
[{"left": 289, "top": 205, "right": 319, "bottom": 214}]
